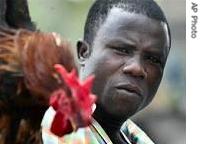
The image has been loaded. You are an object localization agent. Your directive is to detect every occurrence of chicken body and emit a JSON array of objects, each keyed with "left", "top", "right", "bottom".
[{"left": 0, "top": 27, "right": 77, "bottom": 143}]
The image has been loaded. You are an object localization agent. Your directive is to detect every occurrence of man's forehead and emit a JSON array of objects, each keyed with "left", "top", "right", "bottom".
[
  {"left": 103, "top": 7, "right": 137, "bottom": 27},
  {"left": 97, "top": 7, "right": 170, "bottom": 49}
]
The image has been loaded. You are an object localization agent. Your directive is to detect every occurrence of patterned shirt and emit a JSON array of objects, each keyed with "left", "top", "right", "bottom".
[{"left": 41, "top": 107, "right": 154, "bottom": 144}]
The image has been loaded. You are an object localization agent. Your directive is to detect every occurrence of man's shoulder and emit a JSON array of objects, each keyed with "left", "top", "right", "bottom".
[
  {"left": 121, "top": 119, "right": 155, "bottom": 144},
  {"left": 41, "top": 107, "right": 154, "bottom": 144}
]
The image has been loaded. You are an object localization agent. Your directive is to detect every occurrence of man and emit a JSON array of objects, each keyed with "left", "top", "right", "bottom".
[{"left": 42, "top": 0, "right": 171, "bottom": 143}]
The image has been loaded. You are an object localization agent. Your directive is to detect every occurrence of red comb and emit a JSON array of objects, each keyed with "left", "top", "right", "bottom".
[{"left": 49, "top": 64, "right": 96, "bottom": 137}]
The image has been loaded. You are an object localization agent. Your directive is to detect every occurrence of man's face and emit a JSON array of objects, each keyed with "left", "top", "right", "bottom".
[{"left": 78, "top": 8, "right": 169, "bottom": 118}]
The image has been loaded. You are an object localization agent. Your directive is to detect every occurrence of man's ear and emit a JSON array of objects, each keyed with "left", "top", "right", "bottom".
[{"left": 76, "top": 40, "right": 91, "bottom": 65}]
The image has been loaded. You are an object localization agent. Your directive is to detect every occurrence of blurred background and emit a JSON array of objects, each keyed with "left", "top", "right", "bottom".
[{"left": 28, "top": 0, "right": 186, "bottom": 143}]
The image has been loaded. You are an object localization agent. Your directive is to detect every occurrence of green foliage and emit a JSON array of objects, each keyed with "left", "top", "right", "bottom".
[{"left": 29, "top": 0, "right": 93, "bottom": 47}]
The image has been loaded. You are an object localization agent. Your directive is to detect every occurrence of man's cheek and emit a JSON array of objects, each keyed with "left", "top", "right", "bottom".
[
  {"left": 100, "top": 57, "right": 124, "bottom": 76},
  {"left": 146, "top": 67, "right": 163, "bottom": 85}
]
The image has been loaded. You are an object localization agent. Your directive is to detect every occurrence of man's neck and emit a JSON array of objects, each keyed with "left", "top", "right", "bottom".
[{"left": 93, "top": 107, "right": 128, "bottom": 143}]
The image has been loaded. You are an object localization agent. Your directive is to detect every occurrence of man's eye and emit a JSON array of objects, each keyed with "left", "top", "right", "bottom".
[
  {"left": 111, "top": 47, "right": 131, "bottom": 55},
  {"left": 145, "top": 55, "right": 162, "bottom": 65}
]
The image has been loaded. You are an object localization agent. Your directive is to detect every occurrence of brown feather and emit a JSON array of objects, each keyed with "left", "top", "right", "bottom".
[{"left": 0, "top": 26, "right": 77, "bottom": 143}]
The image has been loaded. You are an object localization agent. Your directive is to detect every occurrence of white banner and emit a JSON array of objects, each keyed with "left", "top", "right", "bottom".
[{"left": 186, "top": 0, "right": 201, "bottom": 143}]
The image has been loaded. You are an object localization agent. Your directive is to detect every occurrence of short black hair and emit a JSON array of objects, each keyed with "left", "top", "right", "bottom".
[{"left": 84, "top": 0, "right": 171, "bottom": 48}]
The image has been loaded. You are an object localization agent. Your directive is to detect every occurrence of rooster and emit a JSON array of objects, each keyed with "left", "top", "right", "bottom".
[{"left": 0, "top": 26, "right": 77, "bottom": 144}]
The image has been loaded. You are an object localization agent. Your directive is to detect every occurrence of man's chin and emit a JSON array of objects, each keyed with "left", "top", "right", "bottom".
[{"left": 104, "top": 104, "right": 141, "bottom": 119}]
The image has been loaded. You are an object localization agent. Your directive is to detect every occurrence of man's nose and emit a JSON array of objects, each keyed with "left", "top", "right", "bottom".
[{"left": 122, "top": 57, "right": 147, "bottom": 80}]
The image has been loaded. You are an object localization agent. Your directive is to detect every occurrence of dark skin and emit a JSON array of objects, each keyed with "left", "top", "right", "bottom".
[{"left": 77, "top": 9, "right": 169, "bottom": 143}]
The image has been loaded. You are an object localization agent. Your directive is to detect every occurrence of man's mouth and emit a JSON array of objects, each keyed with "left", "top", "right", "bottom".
[{"left": 115, "top": 84, "right": 142, "bottom": 97}]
